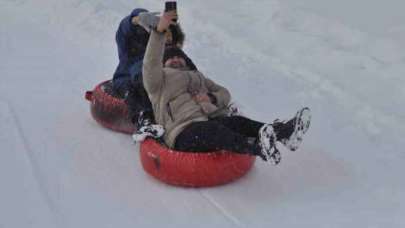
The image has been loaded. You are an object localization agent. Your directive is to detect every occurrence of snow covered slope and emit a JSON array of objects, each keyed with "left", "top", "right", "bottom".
[{"left": 1, "top": 0, "right": 404, "bottom": 227}]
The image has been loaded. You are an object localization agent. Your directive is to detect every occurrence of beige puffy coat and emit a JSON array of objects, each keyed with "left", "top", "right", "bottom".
[{"left": 143, "top": 31, "right": 231, "bottom": 147}]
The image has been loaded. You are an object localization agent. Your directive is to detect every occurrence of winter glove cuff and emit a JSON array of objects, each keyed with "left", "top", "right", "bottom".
[
  {"left": 207, "top": 93, "right": 217, "bottom": 105},
  {"left": 138, "top": 12, "right": 160, "bottom": 32}
]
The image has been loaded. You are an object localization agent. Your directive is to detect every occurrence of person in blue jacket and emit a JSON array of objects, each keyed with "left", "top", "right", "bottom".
[
  {"left": 112, "top": 8, "right": 149, "bottom": 95},
  {"left": 112, "top": 8, "right": 196, "bottom": 137}
]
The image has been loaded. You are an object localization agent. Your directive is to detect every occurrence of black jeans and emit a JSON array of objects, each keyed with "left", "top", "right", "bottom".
[
  {"left": 114, "top": 77, "right": 154, "bottom": 126},
  {"left": 174, "top": 116, "right": 264, "bottom": 156}
]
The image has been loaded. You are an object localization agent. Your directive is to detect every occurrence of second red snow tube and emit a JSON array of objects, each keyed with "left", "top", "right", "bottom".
[
  {"left": 86, "top": 80, "right": 256, "bottom": 187},
  {"left": 85, "top": 80, "right": 135, "bottom": 134}
]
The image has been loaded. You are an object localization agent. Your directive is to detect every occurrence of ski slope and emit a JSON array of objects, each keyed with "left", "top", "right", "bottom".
[{"left": 1, "top": 0, "right": 404, "bottom": 227}]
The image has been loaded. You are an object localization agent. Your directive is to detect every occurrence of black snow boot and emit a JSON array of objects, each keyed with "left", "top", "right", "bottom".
[
  {"left": 258, "top": 124, "right": 281, "bottom": 165},
  {"left": 132, "top": 111, "right": 165, "bottom": 143},
  {"left": 272, "top": 107, "right": 311, "bottom": 151}
]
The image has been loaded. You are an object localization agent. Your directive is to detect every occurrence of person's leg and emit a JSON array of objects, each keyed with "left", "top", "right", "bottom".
[
  {"left": 134, "top": 86, "right": 154, "bottom": 124},
  {"left": 129, "top": 75, "right": 165, "bottom": 142},
  {"left": 174, "top": 121, "right": 267, "bottom": 160},
  {"left": 214, "top": 115, "right": 298, "bottom": 144},
  {"left": 174, "top": 120, "right": 264, "bottom": 158},
  {"left": 112, "top": 78, "right": 130, "bottom": 98},
  {"left": 175, "top": 109, "right": 311, "bottom": 164},
  {"left": 111, "top": 79, "right": 141, "bottom": 125},
  {"left": 125, "top": 85, "right": 142, "bottom": 124},
  {"left": 129, "top": 74, "right": 155, "bottom": 124},
  {"left": 125, "top": 83, "right": 154, "bottom": 125},
  {"left": 211, "top": 116, "right": 264, "bottom": 138},
  {"left": 208, "top": 116, "right": 282, "bottom": 164},
  {"left": 129, "top": 84, "right": 165, "bottom": 141}
]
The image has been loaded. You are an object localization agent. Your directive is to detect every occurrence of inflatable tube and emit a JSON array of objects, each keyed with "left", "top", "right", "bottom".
[
  {"left": 140, "top": 139, "right": 256, "bottom": 187},
  {"left": 85, "top": 80, "right": 135, "bottom": 134},
  {"left": 86, "top": 81, "right": 256, "bottom": 187}
]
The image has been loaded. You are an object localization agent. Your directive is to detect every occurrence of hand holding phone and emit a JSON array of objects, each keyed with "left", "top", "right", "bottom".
[
  {"left": 165, "top": 1, "right": 177, "bottom": 22},
  {"left": 157, "top": 12, "right": 177, "bottom": 33}
]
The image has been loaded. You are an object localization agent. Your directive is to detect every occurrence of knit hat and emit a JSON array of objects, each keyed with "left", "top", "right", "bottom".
[
  {"left": 163, "top": 47, "right": 197, "bottom": 70},
  {"left": 130, "top": 8, "right": 148, "bottom": 18}
]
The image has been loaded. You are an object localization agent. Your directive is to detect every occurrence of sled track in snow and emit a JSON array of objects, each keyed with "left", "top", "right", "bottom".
[
  {"left": 199, "top": 191, "right": 244, "bottom": 227},
  {"left": 4, "top": 101, "right": 61, "bottom": 226}
]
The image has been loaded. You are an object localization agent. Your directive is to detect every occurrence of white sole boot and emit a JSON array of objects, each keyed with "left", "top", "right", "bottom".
[
  {"left": 259, "top": 124, "right": 281, "bottom": 165},
  {"left": 278, "top": 107, "right": 311, "bottom": 151}
]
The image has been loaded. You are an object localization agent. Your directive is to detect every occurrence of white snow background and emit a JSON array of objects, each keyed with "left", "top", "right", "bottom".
[{"left": 1, "top": 0, "right": 404, "bottom": 227}]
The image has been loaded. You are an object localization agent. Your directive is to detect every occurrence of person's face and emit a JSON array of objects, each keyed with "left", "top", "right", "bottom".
[{"left": 164, "top": 56, "right": 186, "bottom": 68}]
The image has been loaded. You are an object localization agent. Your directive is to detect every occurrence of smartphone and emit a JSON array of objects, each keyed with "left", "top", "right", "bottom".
[
  {"left": 165, "top": 1, "right": 177, "bottom": 23},
  {"left": 165, "top": 1, "right": 177, "bottom": 12}
]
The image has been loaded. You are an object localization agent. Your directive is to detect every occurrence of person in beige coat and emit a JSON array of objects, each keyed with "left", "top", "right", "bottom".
[{"left": 142, "top": 11, "right": 311, "bottom": 164}]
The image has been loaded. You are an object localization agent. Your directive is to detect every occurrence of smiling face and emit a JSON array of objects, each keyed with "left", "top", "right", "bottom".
[{"left": 164, "top": 56, "right": 186, "bottom": 69}]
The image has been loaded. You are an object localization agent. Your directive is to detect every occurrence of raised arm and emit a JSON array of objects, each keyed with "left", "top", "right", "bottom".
[
  {"left": 142, "top": 30, "right": 165, "bottom": 94},
  {"left": 142, "top": 11, "right": 177, "bottom": 94},
  {"left": 116, "top": 9, "right": 148, "bottom": 62}
]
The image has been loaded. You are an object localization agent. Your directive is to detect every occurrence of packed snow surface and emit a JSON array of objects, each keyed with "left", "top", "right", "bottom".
[{"left": 1, "top": 0, "right": 404, "bottom": 227}]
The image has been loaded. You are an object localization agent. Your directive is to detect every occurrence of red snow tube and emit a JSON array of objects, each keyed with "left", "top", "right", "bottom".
[
  {"left": 140, "top": 139, "right": 256, "bottom": 187},
  {"left": 86, "top": 80, "right": 256, "bottom": 187},
  {"left": 85, "top": 80, "right": 135, "bottom": 134}
]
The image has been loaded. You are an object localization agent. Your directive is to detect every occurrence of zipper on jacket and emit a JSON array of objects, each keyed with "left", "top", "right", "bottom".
[{"left": 167, "top": 103, "right": 175, "bottom": 122}]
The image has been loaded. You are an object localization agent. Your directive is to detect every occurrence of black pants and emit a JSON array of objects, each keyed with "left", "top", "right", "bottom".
[
  {"left": 174, "top": 116, "right": 264, "bottom": 156},
  {"left": 114, "top": 77, "right": 154, "bottom": 126},
  {"left": 125, "top": 84, "right": 154, "bottom": 125}
]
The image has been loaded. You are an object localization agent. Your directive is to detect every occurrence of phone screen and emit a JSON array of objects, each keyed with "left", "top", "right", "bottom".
[{"left": 165, "top": 2, "right": 177, "bottom": 12}]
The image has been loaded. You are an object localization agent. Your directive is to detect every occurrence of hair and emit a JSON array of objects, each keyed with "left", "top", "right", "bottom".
[{"left": 170, "top": 24, "right": 185, "bottom": 47}]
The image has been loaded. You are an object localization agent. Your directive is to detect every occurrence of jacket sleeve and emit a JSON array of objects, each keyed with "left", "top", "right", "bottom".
[
  {"left": 113, "top": 17, "right": 139, "bottom": 87},
  {"left": 204, "top": 77, "right": 231, "bottom": 109},
  {"left": 137, "top": 12, "right": 160, "bottom": 32},
  {"left": 142, "top": 30, "right": 166, "bottom": 94},
  {"left": 116, "top": 15, "right": 136, "bottom": 62}
]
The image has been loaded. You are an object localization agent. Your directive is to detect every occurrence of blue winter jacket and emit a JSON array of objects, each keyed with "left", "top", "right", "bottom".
[{"left": 112, "top": 8, "right": 150, "bottom": 93}]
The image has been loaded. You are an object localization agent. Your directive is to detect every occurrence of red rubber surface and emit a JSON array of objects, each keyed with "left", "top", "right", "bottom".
[
  {"left": 85, "top": 80, "right": 135, "bottom": 134},
  {"left": 140, "top": 139, "right": 256, "bottom": 187},
  {"left": 86, "top": 80, "right": 256, "bottom": 187}
]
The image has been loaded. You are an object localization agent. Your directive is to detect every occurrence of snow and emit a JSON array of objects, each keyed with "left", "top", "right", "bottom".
[
  {"left": 1, "top": 0, "right": 404, "bottom": 227},
  {"left": 282, "top": 0, "right": 405, "bottom": 39}
]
